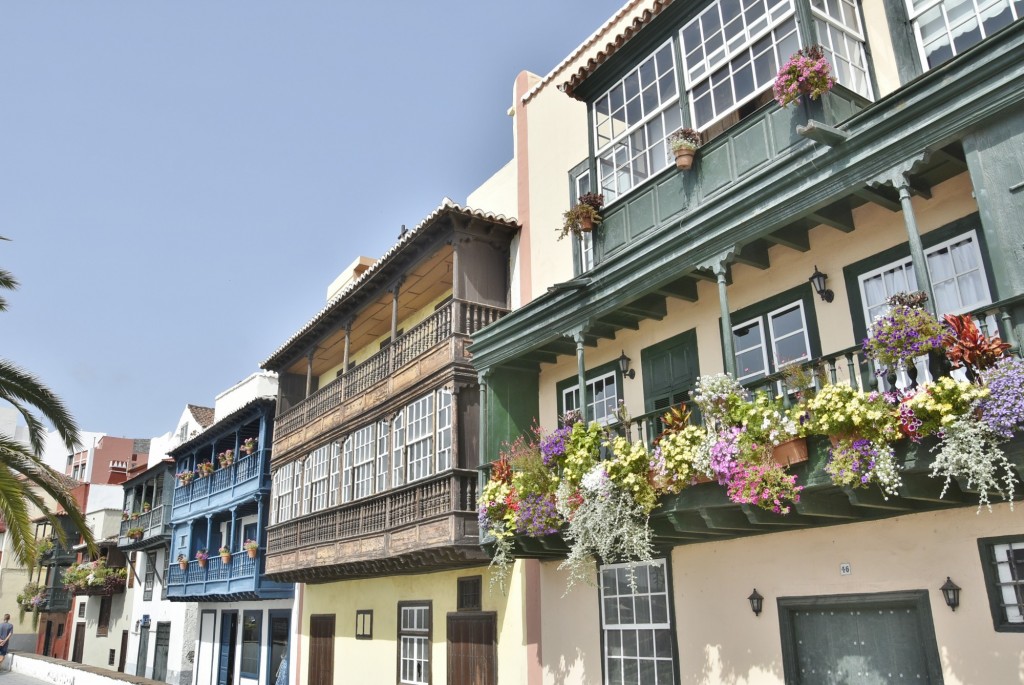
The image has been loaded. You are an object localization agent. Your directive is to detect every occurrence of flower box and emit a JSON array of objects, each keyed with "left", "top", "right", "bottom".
[{"left": 772, "top": 438, "right": 808, "bottom": 467}]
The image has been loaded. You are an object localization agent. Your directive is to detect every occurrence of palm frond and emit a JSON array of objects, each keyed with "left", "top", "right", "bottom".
[
  {"left": 0, "top": 359, "right": 80, "bottom": 452},
  {"left": 0, "top": 461, "right": 36, "bottom": 566}
]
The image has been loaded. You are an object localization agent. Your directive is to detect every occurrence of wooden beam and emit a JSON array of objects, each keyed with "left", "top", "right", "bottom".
[
  {"left": 740, "top": 505, "right": 811, "bottom": 526},
  {"left": 733, "top": 241, "right": 771, "bottom": 270},
  {"left": 797, "top": 120, "right": 850, "bottom": 145},
  {"left": 619, "top": 294, "right": 668, "bottom": 321},
  {"left": 538, "top": 339, "right": 578, "bottom": 357},
  {"left": 905, "top": 173, "right": 932, "bottom": 199},
  {"left": 931, "top": 147, "right": 968, "bottom": 170},
  {"left": 663, "top": 511, "right": 733, "bottom": 536},
  {"left": 794, "top": 492, "right": 862, "bottom": 519},
  {"left": 807, "top": 204, "right": 854, "bottom": 233},
  {"left": 518, "top": 350, "right": 558, "bottom": 366},
  {"left": 763, "top": 224, "right": 811, "bottom": 252},
  {"left": 598, "top": 312, "right": 643, "bottom": 331},
  {"left": 899, "top": 472, "right": 963, "bottom": 504},
  {"left": 844, "top": 487, "right": 916, "bottom": 511},
  {"left": 699, "top": 507, "right": 760, "bottom": 531},
  {"left": 854, "top": 186, "right": 901, "bottom": 212},
  {"left": 655, "top": 277, "right": 699, "bottom": 302},
  {"left": 587, "top": 323, "right": 619, "bottom": 341}
]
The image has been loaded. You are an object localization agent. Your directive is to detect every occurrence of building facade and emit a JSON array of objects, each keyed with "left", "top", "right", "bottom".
[
  {"left": 166, "top": 374, "right": 294, "bottom": 685},
  {"left": 468, "top": 1, "right": 1024, "bottom": 684},
  {"left": 260, "top": 202, "right": 524, "bottom": 685}
]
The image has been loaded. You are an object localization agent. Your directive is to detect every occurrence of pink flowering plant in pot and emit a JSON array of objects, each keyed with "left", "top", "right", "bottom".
[{"left": 773, "top": 44, "right": 837, "bottom": 107}]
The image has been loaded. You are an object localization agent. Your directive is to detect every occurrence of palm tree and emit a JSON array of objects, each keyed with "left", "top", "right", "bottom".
[{"left": 1, "top": 237, "right": 94, "bottom": 565}]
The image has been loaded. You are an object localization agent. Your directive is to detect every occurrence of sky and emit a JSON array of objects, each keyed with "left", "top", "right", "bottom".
[{"left": 1, "top": 1, "right": 627, "bottom": 440}]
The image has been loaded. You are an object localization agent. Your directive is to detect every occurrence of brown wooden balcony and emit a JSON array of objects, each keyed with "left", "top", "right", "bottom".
[
  {"left": 264, "top": 469, "right": 487, "bottom": 582},
  {"left": 273, "top": 299, "right": 506, "bottom": 457}
]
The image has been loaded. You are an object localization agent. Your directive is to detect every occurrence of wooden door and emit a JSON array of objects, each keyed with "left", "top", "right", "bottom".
[
  {"left": 218, "top": 612, "right": 238, "bottom": 685},
  {"left": 118, "top": 630, "right": 128, "bottom": 672},
  {"left": 308, "top": 615, "right": 335, "bottom": 685},
  {"left": 136, "top": 625, "right": 150, "bottom": 677},
  {"left": 153, "top": 621, "right": 171, "bottom": 681},
  {"left": 446, "top": 613, "right": 496, "bottom": 685},
  {"left": 71, "top": 622, "right": 85, "bottom": 663}
]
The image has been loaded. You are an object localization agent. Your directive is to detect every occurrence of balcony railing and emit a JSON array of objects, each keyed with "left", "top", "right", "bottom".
[
  {"left": 276, "top": 299, "right": 508, "bottom": 437},
  {"left": 173, "top": 450, "right": 266, "bottom": 510},
  {"left": 167, "top": 552, "right": 257, "bottom": 588},
  {"left": 44, "top": 588, "right": 72, "bottom": 613},
  {"left": 268, "top": 469, "right": 479, "bottom": 555},
  {"left": 118, "top": 504, "right": 172, "bottom": 547}
]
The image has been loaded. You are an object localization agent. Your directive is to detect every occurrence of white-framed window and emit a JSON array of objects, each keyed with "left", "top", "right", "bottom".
[
  {"left": 811, "top": 0, "right": 872, "bottom": 99},
  {"left": 271, "top": 462, "right": 293, "bottom": 525},
  {"left": 563, "top": 371, "right": 620, "bottom": 425},
  {"left": 680, "top": 0, "right": 801, "bottom": 129},
  {"left": 733, "top": 300, "right": 812, "bottom": 383},
  {"left": 376, "top": 419, "right": 390, "bottom": 493},
  {"left": 435, "top": 389, "right": 452, "bottom": 472},
  {"left": 343, "top": 425, "right": 376, "bottom": 502},
  {"left": 907, "top": 0, "right": 1023, "bottom": 71},
  {"left": 576, "top": 171, "right": 596, "bottom": 273},
  {"left": 398, "top": 603, "right": 431, "bottom": 685},
  {"left": 858, "top": 231, "right": 992, "bottom": 323},
  {"left": 292, "top": 458, "right": 304, "bottom": 520},
  {"left": 600, "top": 559, "right": 675, "bottom": 684},
  {"left": 593, "top": 40, "right": 681, "bottom": 202},
  {"left": 406, "top": 394, "right": 435, "bottom": 482},
  {"left": 981, "top": 537, "right": 1024, "bottom": 629},
  {"left": 304, "top": 445, "right": 332, "bottom": 514},
  {"left": 392, "top": 411, "right": 405, "bottom": 488}
]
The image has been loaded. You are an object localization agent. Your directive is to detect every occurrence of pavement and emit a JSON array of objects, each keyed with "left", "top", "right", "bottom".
[{"left": 0, "top": 672, "right": 47, "bottom": 685}]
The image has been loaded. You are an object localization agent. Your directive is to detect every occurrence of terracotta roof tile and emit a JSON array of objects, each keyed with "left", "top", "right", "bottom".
[
  {"left": 559, "top": 0, "right": 674, "bottom": 100},
  {"left": 188, "top": 405, "right": 215, "bottom": 428}
]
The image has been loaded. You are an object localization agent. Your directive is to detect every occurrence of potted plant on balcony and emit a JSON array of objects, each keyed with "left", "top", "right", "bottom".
[
  {"left": 242, "top": 437, "right": 258, "bottom": 455},
  {"left": 142, "top": 502, "right": 151, "bottom": 513},
  {"left": 36, "top": 537, "right": 54, "bottom": 557},
  {"left": 177, "top": 469, "right": 195, "bottom": 486},
  {"left": 17, "top": 582, "right": 45, "bottom": 613},
  {"left": 130, "top": 511, "right": 140, "bottom": 521},
  {"left": 195, "top": 549, "right": 209, "bottom": 568},
  {"left": 863, "top": 291, "right": 945, "bottom": 386},
  {"left": 197, "top": 461, "right": 214, "bottom": 478},
  {"left": 127, "top": 527, "right": 144, "bottom": 541},
  {"left": 218, "top": 450, "right": 234, "bottom": 468},
  {"left": 773, "top": 44, "right": 836, "bottom": 108},
  {"left": 668, "top": 128, "right": 702, "bottom": 170},
  {"left": 558, "top": 192, "right": 604, "bottom": 240},
  {"left": 219, "top": 546, "right": 231, "bottom": 564},
  {"left": 177, "top": 554, "right": 189, "bottom": 571},
  {"left": 63, "top": 559, "right": 127, "bottom": 596},
  {"left": 243, "top": 539, "right": 259, "bottom": 559}
]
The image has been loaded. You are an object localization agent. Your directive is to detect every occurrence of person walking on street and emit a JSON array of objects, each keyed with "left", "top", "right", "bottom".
[{"left": 0, "top": 613, "right": 13, "bottom": 670}]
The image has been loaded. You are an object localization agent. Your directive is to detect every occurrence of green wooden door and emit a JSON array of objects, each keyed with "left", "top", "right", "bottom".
[{"left": 641, "top": 328, "right": 699, "bottom": 414}]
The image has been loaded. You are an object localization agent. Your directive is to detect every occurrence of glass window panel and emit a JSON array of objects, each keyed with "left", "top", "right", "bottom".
[
  {"left": 638, "top": 659, "right": 656, "bottom": 682},
  {"left": 622, "top": 630, "right": 638, "bottom": 656}
]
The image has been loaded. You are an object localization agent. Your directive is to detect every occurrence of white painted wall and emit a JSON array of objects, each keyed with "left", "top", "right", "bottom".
[{"left": 213, "top": 372, "right": 278, "bottom": 422}]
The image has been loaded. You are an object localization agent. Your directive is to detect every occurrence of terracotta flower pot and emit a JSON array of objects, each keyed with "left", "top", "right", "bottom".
[
  {"left": 246, "top": 548, "right": 258, "bottom": 559},
  {"left": 220, "top": 553, "right": 232, "bottom": 564},
  {"left": 579, "top": 215, "right": 595, "bottom": 232},
  {"left": 674, "top": 149, "right": 695, "bottom": 170},
  {"left": 178, "top": 560, "right": 188, "bottom": 571},
  {"left": 772, "top": 437, "right": 809, "bottom": 467},
  {"left": 198, "top": 558, "right": 207, "bottom": 568}
]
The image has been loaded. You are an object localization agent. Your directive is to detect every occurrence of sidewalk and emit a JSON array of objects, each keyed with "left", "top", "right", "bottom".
[{"left": 0, "top": 671, "right": 48, "bottom": 685}]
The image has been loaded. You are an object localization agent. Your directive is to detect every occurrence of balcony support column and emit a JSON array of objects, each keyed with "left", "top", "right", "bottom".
[
  {"left": 256, "top": 497, "right": 264, "bottom": 582},
  {"left": 204, "top": 514, "right": 213, "bottom": 560},
  {"left": 565, "top": 325, "right": 590, "bottom": 423},
  {"left": 477, "top": 371, "right": 490, "bottom": 471},
  {"left": 390, "top": 282, "right": 402, "bottom": 343},
  {"left": 229, "top": 507, "right": 238, "bottom": 552},
  {"left": 304, "top": 349, "right": 315, "bottom": 399},
  {"left": 699, "top": 248, "right": 738, "bottom": 377},
  {"left": 342, "top": 320, "right": 352, "bottom": 381}
]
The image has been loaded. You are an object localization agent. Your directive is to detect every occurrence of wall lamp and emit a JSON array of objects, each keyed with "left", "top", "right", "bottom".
[
  {"left": 941, "top": 577, "right": 961, "bottom": 612},
  {"left": 618, "top": 351, "right": 636, "bottom": 380},
  {"left": 748, "top": 589, "right": 764, "bottom": 617},
  {"left": 809, "top": 265, "right": 834, "bottom": 303}
]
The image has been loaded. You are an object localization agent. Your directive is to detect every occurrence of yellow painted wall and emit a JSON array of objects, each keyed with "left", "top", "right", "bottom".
[
  {"left": 536, "top": 174, "right": 978, "bottom": 429},
  {"left": 317, "top": 289, "right": 453, "bottom": 388},
  {"left": 297, "top": 563, "right": 529, "bottom": 685},
  {"left": 534, "top": 503, "right": 1022, "bottom": 684}
]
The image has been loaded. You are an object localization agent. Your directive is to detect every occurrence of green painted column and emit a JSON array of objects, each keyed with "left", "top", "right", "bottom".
[
  {"left": 716, "top": 264, "right": 735, "bottom": 377},
  {"left": 898, "top": 183, "right": 937, "bottom": 314},
  {"left": 572, "top": 329, "right": 588, "bottom": 423}
]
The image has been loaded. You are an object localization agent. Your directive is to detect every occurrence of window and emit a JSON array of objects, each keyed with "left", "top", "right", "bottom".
[
  {"left": 457, "top": 576, "right": 482, "bottom": 612},
  {"left": 144, "top": 551, "right": 156, "bottom": 601},
  {"left": 406, "top": 394, "right": 435, "bottom": 482},
  {"left": 392, "top": 411, "right": 406, "bottom": 488},
  {"left": 398, "top": 602, "right": 431, "bottom": 685},
  {"left": 733, "top": 300, "right": 811, "bottom": 383},
  {"left": 859, "top": 231, "right": 991, "bottom": 324},
  {"left": 436, "top": 389, "right": 452, "bottom": 473},
  {"left": 908, "top": 0, "right": 1023, "bottom": 70},
  {"left": 594, "top": 40, "right": 681, "bottom": 202},
  {"left": 680, "top": 0, "right": 801, "bottom": 129},
  {"left": 810, "top": 0, "right": 872, "bottom": 99},
  {"left": 241, "top": 610, "right": 262, "bottom": 678},
  {"left": 303, "top": 444, "right": 338, "bottom": 514},
  {"left": 343, "top": 426, "right": 375, "bottom": 502},
  {"left": 575, "top": 170, "right": 596, "bottom": 273},
  {"left": 600, "top": 559, "right": 675, "bottom": 684},
  {"left": 356, "top": 610, "right": 373, "bottom": 640},
  {"left": 979, "top": 536, "right": 1024, "bottom": 631},
  {"left": 376, "top": 419, "right": 390, "bottom": 493},
  {"left": 97, "top": 595, "right": 112, "bottom": 637},
  {"left": 563, "top": 371, "right": 620, "bottom": 425},
  {"left": 78, "top": 602, "right": 86, "bottom": 618}
]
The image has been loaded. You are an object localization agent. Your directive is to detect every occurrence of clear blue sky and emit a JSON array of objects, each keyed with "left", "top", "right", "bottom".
[{"left": 1, "top": 1, "right": 627, "bottom": 439}]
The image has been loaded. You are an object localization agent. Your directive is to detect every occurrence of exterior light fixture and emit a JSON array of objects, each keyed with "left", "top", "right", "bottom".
[
  {"left": 748, "top": 589, "right": 764, "bottom": 617},
  {"left": 940, "top": 577, "right": 961, "bottom": 612},
  {"left": 809, "top": 265, "right": 834, "bottom": 302},
  {"left": 618, "top": 350, "right": 635, "bottom": 380}
]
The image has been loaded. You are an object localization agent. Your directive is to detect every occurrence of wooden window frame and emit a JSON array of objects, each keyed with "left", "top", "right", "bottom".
[
  {"left": 397, "top": 601, "right": 432, "bottom": 685},
  {"left": 978, "top": 534, "right": 1024, "bottom": 632},
  {"left": 355, "top": 610, "right": 373, "bottom": 640},
  {"left": 457, "top": 576, "right": 482, "bottom": 612}
]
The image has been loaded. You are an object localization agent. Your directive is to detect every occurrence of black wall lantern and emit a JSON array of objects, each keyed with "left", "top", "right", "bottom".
[
  {"left": 809, "top": 265, "right": 834, "bottom": 302},
  {"left": 941, "top": 577, "right": 961, "bottom": 612},
  {"left": 748, "top": 589, "right": 764, "bottom": 617},
  {"left": 618, "top": 350, "right": 636, "bottom": 380}
]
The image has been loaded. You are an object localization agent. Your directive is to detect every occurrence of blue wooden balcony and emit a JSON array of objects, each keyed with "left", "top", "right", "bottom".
[
  {"left": 172, "top": 449, "right": 269, "bottom": 519},
  {"left": 165, "top": 551, "right": 293, "bottom": 602},
  {"left": 118, "top": 504, "right": 172, "bottom": 550}
]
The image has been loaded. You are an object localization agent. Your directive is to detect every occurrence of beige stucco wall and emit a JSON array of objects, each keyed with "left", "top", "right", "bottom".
[
  {"left": 534, "top": 503, "right": 1021, "bottom": 684},
  {"left": 536, "top": 174, "right": 978, "bottom": 428},
  {"left": 861, "top": 0, "right": 903, "bottom": 97},
  {"left": 297, "top": 563, "right": 528, "bottom": 685},
  {"left": 467, "top": 159, "right": 518, "bottom": 220}
]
